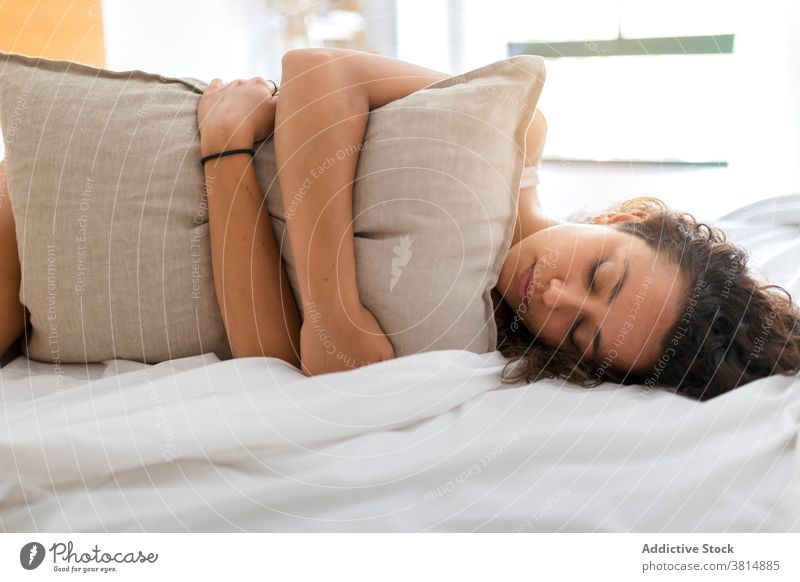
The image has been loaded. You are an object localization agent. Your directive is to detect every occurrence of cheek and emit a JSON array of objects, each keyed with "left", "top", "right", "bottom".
[
  {"left": 523, "top": 300, "right": 570, "bottom": 345},
  {"left": 501, "top": 244, "right": 525, "bottom": 283},
  {"left": 533, "top": 243, "right": 566, "bottom": 281},
  {"left": 530, "top": 259, "right": 551, "bottom": 288}
]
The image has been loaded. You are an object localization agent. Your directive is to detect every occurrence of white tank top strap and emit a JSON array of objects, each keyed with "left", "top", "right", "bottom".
[{"left": 519, "top": 164, "right": 540, "bottom": 190}]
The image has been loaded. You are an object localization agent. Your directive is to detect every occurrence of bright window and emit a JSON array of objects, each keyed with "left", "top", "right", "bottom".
[{"left": 395, "top": 0, "right": 777, "bottom": 166}]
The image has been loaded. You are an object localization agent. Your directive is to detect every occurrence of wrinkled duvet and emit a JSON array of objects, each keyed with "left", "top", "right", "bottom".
[{"left": 1, "top": 195, "right": 799, "bottom": 532}]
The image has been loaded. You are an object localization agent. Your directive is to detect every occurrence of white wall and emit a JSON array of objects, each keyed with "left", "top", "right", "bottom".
[
  {"left": 539, "top": 162, "right": 748, "bottom": 223},
  {"left": 725, "top": 0, "right": 800, "bottom": 197},
  {"left": 360, "top": 0, "right": 397, "bottom": 57},
  {"left": 784, "top": 2, "right": 800, "bottom": 187},
  {"left": 396, "top": 0, "right": 452, "bottom": 72}
]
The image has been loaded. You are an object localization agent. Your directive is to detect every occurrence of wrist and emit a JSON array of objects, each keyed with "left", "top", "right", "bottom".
[
  {"left": 302, "top": 282, "right": 361, "bottom": 319},
  {"left": 299, "top": 240, "right": 361, "bottom": 314},
  {"left": 200, "top": 125, "right": 254, "bottom": 157}
]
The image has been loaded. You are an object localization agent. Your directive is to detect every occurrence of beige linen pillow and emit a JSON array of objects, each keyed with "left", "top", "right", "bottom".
[
  {"left": 0, "top": 51, "right": 545, "bottom": 363},
  {"left": 0, "top": 51, "right": 231, "bottom": 363}
]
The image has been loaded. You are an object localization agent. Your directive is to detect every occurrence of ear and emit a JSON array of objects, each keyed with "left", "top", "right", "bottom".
[{"left": 593, "top": 209, "right": 647, "bottom": 225}]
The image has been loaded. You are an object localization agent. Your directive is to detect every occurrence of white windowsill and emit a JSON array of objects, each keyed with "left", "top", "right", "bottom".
[{"left": 538, "top": 160, "right": 800, "bottom": 223}]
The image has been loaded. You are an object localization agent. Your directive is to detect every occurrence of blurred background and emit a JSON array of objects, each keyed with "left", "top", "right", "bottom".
[{"left": 1, "top": 0, "right": 798, "bottom": 220}]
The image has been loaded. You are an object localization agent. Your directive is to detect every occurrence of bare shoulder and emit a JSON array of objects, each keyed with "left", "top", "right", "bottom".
[{"left": 525, "top": 109, "right": 547, "bottom": 166}]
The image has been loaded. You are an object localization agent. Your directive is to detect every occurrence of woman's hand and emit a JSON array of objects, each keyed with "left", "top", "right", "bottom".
[
  {"left": 197, "top": 77, "right": 277, "bottom": 155},
  {"left": 300, "top": 301, "right": 395, "bottom": 376}
]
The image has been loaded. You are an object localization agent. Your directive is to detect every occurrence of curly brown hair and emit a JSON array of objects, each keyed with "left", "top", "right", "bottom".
[{"left": 495, "top": 197, "right": 800, "bottom": 400}]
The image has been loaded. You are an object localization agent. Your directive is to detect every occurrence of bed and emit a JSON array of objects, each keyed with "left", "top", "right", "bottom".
[{"left": 1, "top": 195, "right": 799, "bottom": 532}]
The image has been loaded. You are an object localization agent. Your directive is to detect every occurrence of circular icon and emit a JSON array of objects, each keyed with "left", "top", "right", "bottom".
[{"left": 20, "top": 542, "right": 46, "bottom": 570}]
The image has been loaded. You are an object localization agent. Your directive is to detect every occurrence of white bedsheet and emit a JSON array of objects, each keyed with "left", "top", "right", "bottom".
[{"left": 1, "top": 196, "right": 799, "bottom": 532}]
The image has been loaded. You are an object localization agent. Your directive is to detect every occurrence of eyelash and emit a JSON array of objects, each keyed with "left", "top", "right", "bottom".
[
  {"left": 569, "top": 318, "right": 583, "bottom": 351},
  {"left": 588, "top": 258, "right": 603, "bottom": 293},
  {"left": 570, "top": 258, "right": 604, "bottom": 350}
]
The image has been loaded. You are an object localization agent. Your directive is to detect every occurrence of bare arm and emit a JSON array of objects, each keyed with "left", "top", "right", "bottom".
[
  {"left": 275, "top": 48, "right": 449, "bottom": 307},
  {"left": 198, "top": 79, "right": 301, "bottom": 365},
  {"left": 516, "top": 109, "right": 560, "bottom": 241},
  {"left": 525, "top": 109, "right": 547, "bottom": 167},
  {"left": 274, "top": 48, "right": 450, "bottom": 374}
]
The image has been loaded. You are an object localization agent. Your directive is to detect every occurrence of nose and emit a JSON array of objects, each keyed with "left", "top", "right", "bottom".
[{"left": 540, "top": 278, "right": 586, "bottom": 313}]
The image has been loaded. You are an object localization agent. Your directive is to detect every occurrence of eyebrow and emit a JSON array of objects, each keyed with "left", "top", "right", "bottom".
[{"left": 590, "top": 258, "right": 630, "bottom": 359}]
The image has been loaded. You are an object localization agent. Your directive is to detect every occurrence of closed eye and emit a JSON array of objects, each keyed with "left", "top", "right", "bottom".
[
  {"left": 587, "top": 258, "right": 604, "bottom": 293},
  {"left": 569, "top": 316, "right": 584, "bottom": 352},
  {"left": 572, "top": 258, "right": 605, "bottom": 352}
]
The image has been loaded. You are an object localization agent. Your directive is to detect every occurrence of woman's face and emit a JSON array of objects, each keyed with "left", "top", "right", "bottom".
[{"left": 497, "top": 220, "right": 687, "bottom": 374}]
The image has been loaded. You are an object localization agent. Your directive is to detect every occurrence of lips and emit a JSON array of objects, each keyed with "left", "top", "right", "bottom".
[{"left": 517, "top": 263, "right": 534, "bottom": 304}]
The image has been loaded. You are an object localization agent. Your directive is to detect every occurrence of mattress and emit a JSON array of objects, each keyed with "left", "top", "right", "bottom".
[{"left": 1, "top": 195, "right": 799, "bottom": 532}]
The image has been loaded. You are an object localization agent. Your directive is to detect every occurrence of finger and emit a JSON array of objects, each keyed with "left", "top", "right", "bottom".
[
  {"left": 209, "top": 78, "right": 223, "bottom": 87},
  {"left": 250, "top": 77, "right": 276, "bottom": 92}
]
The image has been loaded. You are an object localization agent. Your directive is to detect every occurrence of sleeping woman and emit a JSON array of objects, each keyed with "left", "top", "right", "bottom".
[
  {"left": 194, "top": 47, "right": 800, "bottom": 400},
  {"left": 2, "top": 48, "right": 798, "bottom": 400},
  {"left": 202, "top": 47, "right": 800, "bottom": 399}
]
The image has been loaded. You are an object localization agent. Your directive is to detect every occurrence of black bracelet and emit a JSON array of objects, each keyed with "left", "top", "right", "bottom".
[{"left": 200, "top": 148, "right": 256, "bottom": 166}]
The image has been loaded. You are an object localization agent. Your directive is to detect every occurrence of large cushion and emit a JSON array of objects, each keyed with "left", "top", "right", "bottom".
[
  {"left": 0, "top": 51, "right": 230, "bottom": 363},
  {"left": 0, "top": 51, "right": 545, "bottom": 363}
]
